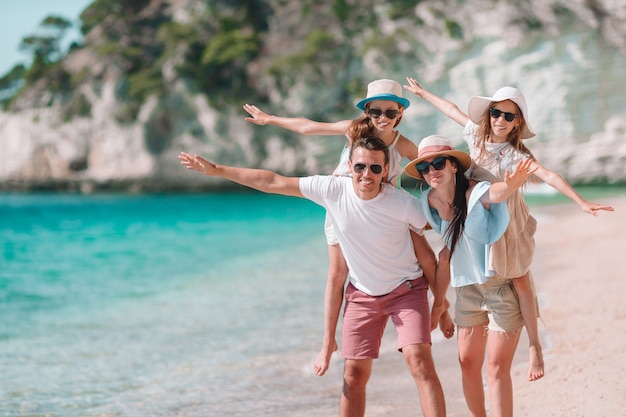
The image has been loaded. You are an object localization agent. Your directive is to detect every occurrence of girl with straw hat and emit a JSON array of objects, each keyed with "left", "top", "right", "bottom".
[{"left": 405, "top": 134, "right": 537, "bottom": 417}]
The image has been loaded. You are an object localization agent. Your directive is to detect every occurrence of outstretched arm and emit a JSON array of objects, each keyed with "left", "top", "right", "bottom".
[
  {"left": 482, "top": 159, "right": 537, "bottom": 204},
  {"left": 243, "top": 104, "right": 352, "bottom": 136},
  {"left": 531, "top": 162, "right": 615, "bottom": 216},
  {"left": 403, "top": 77, "right": 470, "bottom": 127},
  {"left": 178, "top": 152, "right": 303, "bottom": 197}
]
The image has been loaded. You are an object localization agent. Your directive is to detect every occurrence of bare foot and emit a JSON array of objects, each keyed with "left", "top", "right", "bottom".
[
  {"left": 313, "top": 340, "right": 337, "bottom": 376},
  {"left": 528, "top": 344, "right": 545, "bottom": 381},
  {"left": 439, "top": 310, "right": 455, "bottom": 339}
]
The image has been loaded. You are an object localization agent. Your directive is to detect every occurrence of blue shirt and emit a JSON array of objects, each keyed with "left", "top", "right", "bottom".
[{"left": 420, "top": 182, "right": 510, "bottom": 287}]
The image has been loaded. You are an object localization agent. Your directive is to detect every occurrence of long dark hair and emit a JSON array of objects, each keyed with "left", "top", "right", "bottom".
[{"left": 443, "top": 157, "right": 470, "bottom": 256}]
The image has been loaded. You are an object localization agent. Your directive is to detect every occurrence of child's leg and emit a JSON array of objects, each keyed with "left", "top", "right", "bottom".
[
  {"left": 313, "top": 243, "right": 348, "bottom": 376},
  {"left": 511, "top": 272, "right": 544, "bottom": 381}
]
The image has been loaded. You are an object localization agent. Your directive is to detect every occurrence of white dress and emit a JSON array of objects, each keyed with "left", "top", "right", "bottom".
[{"left": 463, "top": 121, "right": 537, "bottom": 278}]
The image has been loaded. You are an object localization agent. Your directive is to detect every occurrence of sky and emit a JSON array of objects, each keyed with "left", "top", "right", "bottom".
[{"left": 0, "top": 0, "right": 93, "bottom": 75}]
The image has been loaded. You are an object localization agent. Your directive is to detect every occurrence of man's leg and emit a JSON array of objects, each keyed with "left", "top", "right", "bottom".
[
  {"left": 402, "top": 343, "right": 446, "bottom": 417},
  {"left": 340, "top": 358, "right": 373, "bottom": 417}
]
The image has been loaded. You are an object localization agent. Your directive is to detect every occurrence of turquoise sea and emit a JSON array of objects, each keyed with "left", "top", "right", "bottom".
[
  {"left": 1, "top": 187, "right": 624, "bottom": 417},
  {"left": 1, "top": 192, "right": 338, "bottom": 417}
]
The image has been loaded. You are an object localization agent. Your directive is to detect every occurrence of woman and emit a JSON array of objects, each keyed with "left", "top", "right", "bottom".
[{"left": 404, "top": 135, "right": 536, "bottom": 417}]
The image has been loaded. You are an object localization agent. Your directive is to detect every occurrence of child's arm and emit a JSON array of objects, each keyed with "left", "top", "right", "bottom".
[
  {"left": 243, "top": 104, "right": 352, "bottom": 136},
  {"left": 531, "top": 161, "right": 615, "bottom": 216},
  {"left": 403, "top": 77, "right": 470, "bottom": 127},
  {"left": 395, "top": 135, "right": 420, "bottom": 160}
]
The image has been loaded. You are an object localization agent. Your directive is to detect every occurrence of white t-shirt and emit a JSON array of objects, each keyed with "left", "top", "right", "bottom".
[{"left": 300, "top": 175, "right": 426, "bottom": 296}]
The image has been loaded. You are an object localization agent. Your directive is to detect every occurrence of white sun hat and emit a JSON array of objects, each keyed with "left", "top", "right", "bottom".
[{"left": 467, "top": 86, "right": 535, "bottom": 139}]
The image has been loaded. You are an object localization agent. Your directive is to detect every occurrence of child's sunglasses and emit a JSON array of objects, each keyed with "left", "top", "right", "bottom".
[
  {"left": 367, "top": 108, "right": 399, "bottom": 119},
  {"left": 489, "top": 108, "right": 518, "bottom": 122}
]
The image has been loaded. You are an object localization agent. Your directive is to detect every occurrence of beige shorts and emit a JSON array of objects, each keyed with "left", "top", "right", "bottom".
[{"left": 454, "top": 277, "right": 524, "bottom": 332}]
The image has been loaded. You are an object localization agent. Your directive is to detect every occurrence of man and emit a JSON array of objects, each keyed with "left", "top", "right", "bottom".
[{"left": 178, "top": 136, "right": 446, "bottom": 417}]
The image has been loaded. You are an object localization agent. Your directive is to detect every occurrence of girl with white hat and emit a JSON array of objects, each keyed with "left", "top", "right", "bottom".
[
  {"left": 404, "top": 78, "right": 614, "bottom": 410},
  {"left": 243, "top": 79, "right": 455, "bottom": 377}
]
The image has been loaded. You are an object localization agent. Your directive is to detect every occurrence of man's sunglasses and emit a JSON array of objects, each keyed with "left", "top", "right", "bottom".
[
  {"left": 353, "top": 163, "right": 384, "bottom": 174},
  {"left": 489, "top": 108, "right": 518, "bottom": 122},
  {"left": 414, "top": 156, "right": 449, "bottom": 176},
  {"left": 367, "top": 108, "right": 399, "bottom": 119}
]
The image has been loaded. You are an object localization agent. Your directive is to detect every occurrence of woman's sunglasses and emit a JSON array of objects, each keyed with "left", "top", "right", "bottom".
[
  {"left": 367, "top": 108, "right": 399, "bottom": 119},
  {"left": 353, "top": 163, "right": 384, "bottom": 174},
  {"left": 489, "top": 108, "right": 518, "bottom": 122},
  {"left": 414, "top": 156, "right": 448, "bottom": 176}
]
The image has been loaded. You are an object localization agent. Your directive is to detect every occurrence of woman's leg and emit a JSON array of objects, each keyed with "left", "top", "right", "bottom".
[
  {"left": 313, "top": 243, "right": 348, "bottom": 376},
  {"left": 511, "top": 272, "right": 544, "bottom": 381},
  {"left": 457, "top": 324, "right": 488, "bottom": 417},
  {"left": 485, "top": 328, "right": 522, "bottom": 417}
]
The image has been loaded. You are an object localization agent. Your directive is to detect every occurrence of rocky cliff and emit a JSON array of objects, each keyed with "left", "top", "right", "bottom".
[{"left": 0, "top": 0, "right": 624, "bottom": 191}]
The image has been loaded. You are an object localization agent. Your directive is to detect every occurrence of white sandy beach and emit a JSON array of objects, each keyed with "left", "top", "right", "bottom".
[{"left": 334, "top": 195, "right": 626, "bottom": 417}]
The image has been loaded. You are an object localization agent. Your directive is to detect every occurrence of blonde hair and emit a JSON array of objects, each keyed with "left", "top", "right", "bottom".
[{"left": 474, "top": 101, "right": 536, "bottom": 164}]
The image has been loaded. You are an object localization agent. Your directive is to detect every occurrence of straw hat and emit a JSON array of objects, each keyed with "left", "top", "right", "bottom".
[
  {"left": 404, "top": 135, "right": 472, "bottom": 180},
  {"left": 355, "top": 79, "right": 410, "bottom": 110},
  {"left": 467, "top": 86, "right": 535, "bottom": 139}
]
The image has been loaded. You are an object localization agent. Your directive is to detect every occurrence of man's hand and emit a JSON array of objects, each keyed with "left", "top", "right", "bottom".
[{"left": 178, "top": 152, "right": 216, "bottom": 176}]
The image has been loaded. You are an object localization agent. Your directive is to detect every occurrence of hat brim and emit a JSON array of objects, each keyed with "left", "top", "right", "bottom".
[
  {"left": 467, "top": 96, "right": 536, "bottom": 139},
  {"left": 404, "top": 151, "right": 473, "bottom": 180},
  {"left": 356, "top": 94, "right": 410, "bottom": 111}
]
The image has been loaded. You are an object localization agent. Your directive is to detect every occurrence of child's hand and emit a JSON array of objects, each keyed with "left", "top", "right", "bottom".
[
  {"left": 403, "top": 76, "right": 427, "bottom": 97},
  {"left": 243, "top": 104, "right": 271, "bottom": 125},
  {"left": 580, "top": 200, "right": 615, "bottom": 216},
  {"left": 505, "top": 159, "right": 537, "bottom": 189}
]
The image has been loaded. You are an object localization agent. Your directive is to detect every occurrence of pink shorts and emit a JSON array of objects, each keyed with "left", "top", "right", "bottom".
[{"left": 341, "top": 278, "right": 431, "bottom": 360}]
